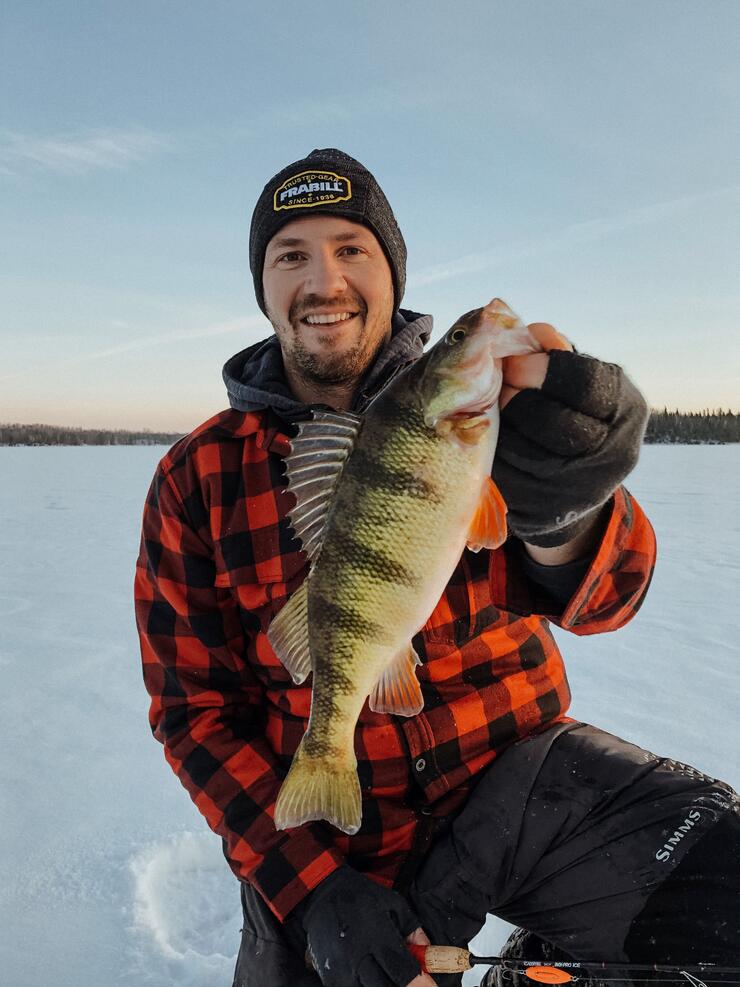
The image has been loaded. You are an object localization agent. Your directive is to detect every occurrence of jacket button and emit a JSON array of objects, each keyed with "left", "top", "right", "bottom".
[{"left": 415, "top": 758, "right": 426, "bottom": 772}]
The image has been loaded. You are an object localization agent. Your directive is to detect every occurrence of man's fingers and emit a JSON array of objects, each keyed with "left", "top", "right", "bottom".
[
  {"left": 500, "top": 383, "right": 520, "bottom": 409},
  {"left": 406, "top": 973, "right": 437, "bottom": 987},
  {"left": 527, "top": 322, "right": 573, "bottom": 352},
  {"left": 502, "top": 352, "right": 549, "bottom": 392},
  {"left": 405, "top": 928, "right": 436, "bottom": 987},
  {"left": 501, "top": 324, "right": 572, "bottom": 399}
]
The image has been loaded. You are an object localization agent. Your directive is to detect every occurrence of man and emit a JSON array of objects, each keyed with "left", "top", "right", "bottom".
[{"left": 135, "top": 149, "right": 740, "bottom": 987}]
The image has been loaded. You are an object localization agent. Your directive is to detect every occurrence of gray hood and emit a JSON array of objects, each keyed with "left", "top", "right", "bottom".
[{"left": 222, "top": 308, "right": 433, "bottom": 422}]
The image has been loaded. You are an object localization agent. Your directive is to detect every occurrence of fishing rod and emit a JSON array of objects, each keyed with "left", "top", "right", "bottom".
[{"left": 407, "top": 944, "right": 740, "bottom": 985}]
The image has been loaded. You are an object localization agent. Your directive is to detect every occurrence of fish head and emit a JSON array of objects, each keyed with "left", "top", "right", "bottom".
[{"left": 419, "top": 298, "right": 538, "bottom": 433}]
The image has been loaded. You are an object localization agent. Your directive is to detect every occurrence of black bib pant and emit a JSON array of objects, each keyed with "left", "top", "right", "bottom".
[{"left": 233, "top": 723, "right": 740, "bottom": 986}]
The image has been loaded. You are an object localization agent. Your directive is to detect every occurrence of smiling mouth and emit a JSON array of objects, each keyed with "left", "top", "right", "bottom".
[{"left": 300, "top": 311, "right": 360, "bottom": 326}]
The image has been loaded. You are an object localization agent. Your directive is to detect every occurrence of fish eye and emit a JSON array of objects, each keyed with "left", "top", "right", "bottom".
[{"left": 447, "top": 326, "right": 467, "bottom": 344}]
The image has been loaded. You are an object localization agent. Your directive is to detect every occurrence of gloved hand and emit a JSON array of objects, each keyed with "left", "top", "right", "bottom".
[
  {"left": 493, "top": 347, "right": 649, "bottom": 547},
  {"left": 292, "top": 866, "right": 426, "bottom": 987}
]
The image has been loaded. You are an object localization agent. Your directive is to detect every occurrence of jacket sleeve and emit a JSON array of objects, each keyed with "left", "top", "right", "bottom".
[
  {"left": 134, "top": 463, "right": 345, "bottom": 921},
  {"left": 554, "top": 485, "right": 656, "bottom": 634},
  {"left": 491, "top": 485, "right": 656, "bottom": 634}
]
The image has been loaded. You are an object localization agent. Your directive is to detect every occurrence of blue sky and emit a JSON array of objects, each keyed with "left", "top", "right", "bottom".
[{"left": 1, "top": 0, "right": 738, "bottom": 430}]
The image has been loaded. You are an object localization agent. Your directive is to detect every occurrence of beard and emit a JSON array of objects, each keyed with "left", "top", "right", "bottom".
[
  {"left": 268, "top": 292, "right": 393, "bottom": 390},
  {"left": 287, "top": 327, "right": 380, "bottom": 387}
]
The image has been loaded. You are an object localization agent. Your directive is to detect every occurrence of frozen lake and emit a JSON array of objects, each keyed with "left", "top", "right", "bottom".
[{"left": 0, "top": 444, "right": 738, "bottom": 986}]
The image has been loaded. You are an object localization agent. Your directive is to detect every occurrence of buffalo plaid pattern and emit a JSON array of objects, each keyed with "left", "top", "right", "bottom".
[{"left": 135, "top": 407, "right": 656, "bottom": 921}]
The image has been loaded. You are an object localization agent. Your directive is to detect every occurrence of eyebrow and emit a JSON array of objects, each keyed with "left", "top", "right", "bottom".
[{"left": 268, "top": 230, "right": 366, "bottom": 250}]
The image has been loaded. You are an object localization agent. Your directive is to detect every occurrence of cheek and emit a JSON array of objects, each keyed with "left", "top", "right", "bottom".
[
  {"left": 262, "top": 274, "right": 295, "bottom": 320},
  {"left": 356, "top": 263, "right": 394, "bottom": 312},
  {"left": 362, "top": 290, "right": 393, "bottom": 336}
]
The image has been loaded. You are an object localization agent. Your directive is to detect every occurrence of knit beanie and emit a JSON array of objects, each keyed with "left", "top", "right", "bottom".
[{"left": 249, "top": 148, "right": 407, "bottom": 315}]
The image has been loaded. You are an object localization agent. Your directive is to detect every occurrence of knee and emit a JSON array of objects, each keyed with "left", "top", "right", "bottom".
[{"left": 625, "top": 805, "right": 740, "bottom": 964}]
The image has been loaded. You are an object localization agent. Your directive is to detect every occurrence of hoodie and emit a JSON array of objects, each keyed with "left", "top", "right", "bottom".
[{"left": 222, "top": 308, "right": 433, "bottom": 422}]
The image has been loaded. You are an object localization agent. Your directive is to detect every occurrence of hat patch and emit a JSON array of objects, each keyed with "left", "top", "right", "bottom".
[{"left": 273, "top": 170, "right": 352, "bottom": 212}]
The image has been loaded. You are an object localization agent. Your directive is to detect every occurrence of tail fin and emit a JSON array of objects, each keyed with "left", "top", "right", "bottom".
[{"left": 274, "top": 740, "right": 362, "bottom": 835}]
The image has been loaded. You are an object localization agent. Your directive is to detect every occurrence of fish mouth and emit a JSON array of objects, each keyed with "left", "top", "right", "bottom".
[
  {"left": 426, "top": 402, "right": 496, "bottom": 430},
  {"left": 445, "top": 383, "right": 500, "bottom": 420},
  {"left": 448, "top": 406, "right": 493, "bottom": 421}
]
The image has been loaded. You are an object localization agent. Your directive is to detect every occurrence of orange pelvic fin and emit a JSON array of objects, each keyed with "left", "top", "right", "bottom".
[{"left": 466, "top": 477, "right": 508, "bottom": 552}]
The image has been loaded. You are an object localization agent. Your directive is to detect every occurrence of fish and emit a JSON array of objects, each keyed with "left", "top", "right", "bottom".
[{"left": 268, "top": 298, "right": 542, "bottom": 835}]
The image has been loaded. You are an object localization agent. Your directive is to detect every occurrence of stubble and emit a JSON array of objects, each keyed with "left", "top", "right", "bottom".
[{"left": 268, "top": 293, "right": 393, "bottom": 391}]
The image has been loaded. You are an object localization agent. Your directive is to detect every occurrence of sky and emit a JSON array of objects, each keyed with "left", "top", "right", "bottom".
[{"left": 1, "top": 0, "right": 739, "bottom": 431}]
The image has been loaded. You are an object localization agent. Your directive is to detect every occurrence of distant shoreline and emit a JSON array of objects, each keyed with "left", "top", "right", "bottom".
[
  {"left": 1, "top": 410, "right": 739, "bottom": 446},
  {"left": 0, "top": 424, "right": 185, "bottom": 447}
]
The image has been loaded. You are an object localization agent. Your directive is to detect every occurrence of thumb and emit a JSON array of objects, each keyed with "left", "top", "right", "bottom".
[
  {"left": 406, "top": 927, "right": 431, "bottom": 946},
  {"left": 500, "top": 383, "right": 521, "bottom": 410},
  {"left": 404, "top": 928, "right": 437, "bottom": 987},
  {"left": 527, "top": 322, "right": 573, "bottom": 352}
]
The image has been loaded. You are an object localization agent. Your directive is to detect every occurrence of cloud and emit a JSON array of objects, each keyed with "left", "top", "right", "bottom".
[
  {"left": 0, "top": 128, "right": 170, "bottom": 176},
  {"left": 0, "top": 314, "right": 265, "bottom": 382},
  {"left": 71, "top": 314, "right": 264, "bottom": 361},
  {"left": 408, "top": 183, "right": 740, "bottom": 288}
]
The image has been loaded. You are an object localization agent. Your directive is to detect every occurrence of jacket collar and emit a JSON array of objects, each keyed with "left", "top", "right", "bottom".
[{"left": 221, "top": 308, "right": 433, "bottom": 427}]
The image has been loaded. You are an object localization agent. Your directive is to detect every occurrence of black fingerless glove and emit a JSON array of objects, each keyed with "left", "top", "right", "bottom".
[
  {"left": 292, "top": 867, "right": 422, "bottom": 987},
  {"left": 493, "top": 350, "right": 649, "bottom": 547}
]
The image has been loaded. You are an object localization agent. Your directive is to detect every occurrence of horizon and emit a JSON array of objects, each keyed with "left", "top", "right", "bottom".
[
  {"left": 3, "top": 404, "right": 740, "bottom": 438},
  {"left": 2, "top": 1, "right": 739, "bottom": 430}
]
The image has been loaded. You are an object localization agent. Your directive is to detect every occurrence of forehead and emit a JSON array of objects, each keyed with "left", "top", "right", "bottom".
[{"left": 266, "top": 215, "right": 380, "bottom": 252}]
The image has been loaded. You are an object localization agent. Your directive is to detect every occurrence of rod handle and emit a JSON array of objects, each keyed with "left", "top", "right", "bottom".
[{"left": 408, "top": 944, "right": 473, "bottom": 973}]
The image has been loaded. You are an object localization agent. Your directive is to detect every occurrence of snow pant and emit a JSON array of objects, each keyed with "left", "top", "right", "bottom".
[{"left": 232, "top": 723, "right": 740, "bottom": 987}]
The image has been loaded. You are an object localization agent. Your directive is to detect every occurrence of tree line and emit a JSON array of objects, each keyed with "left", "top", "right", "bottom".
[
  {"left": 0, "top": 423, "right": 184, "bottom": 446},
  {"left": 643, "top": 409, "right": 740, "bottom": 444},
  {"left": 1, "top": 411, "right": 739, "bottom": 446}
]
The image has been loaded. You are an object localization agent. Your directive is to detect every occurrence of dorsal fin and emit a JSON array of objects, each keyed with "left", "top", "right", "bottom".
[{"left": 284, "top": 410, "right": 362, "bottom": 564}]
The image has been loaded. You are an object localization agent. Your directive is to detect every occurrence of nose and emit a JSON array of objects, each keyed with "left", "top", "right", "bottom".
[{"left": 305, "top": 248, "right": 348, "bottom": 296}]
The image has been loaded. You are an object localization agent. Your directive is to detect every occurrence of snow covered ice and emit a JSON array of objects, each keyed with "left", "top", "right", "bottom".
[{"left": 0, "top": 444, "right": 738, "bottom": 986}]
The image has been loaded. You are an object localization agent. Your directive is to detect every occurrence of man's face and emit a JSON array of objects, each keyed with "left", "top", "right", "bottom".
[{"left": 262, "top": 215, "right": 395, "bottom": 390}]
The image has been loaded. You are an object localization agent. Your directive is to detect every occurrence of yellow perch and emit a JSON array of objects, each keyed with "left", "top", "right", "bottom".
[{"left": 268, "top": 298, "right": 539, "bottom": 834}]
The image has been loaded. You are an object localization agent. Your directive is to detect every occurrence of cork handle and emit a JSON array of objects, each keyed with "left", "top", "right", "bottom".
[{"left": 409, "top": 944, "right": 473, "bottom": 973}]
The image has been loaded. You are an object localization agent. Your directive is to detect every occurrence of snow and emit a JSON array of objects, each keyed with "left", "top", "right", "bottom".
[{"left": 1, "top": 444, "right": 738, "bottom": 985}]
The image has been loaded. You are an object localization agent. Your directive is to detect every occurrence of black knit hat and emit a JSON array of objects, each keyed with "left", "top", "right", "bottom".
[{"left": 249, "top": 148, "right": 407, "bottom": 315}]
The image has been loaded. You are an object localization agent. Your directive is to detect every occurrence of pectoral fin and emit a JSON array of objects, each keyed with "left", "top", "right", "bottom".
[
  {"left": 267, "top": 580, "right": 311, "bottom": 684},
  {"left": 369, "top": 644, "right": 424, "bottom": 716},
  {"left": 466, "top": 476, "right": 508, "bottom": 552}
]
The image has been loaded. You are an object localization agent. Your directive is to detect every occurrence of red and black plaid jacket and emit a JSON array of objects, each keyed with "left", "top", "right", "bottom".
[{"left": 135, "top": 406, "right": 656, "bottom": 922}]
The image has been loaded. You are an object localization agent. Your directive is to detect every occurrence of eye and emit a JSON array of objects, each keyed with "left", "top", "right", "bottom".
[
  {"left": 340, "top": 246, "right": 364, "bottom": 257},
  {"left": 277, "top": 251, "right": 305, "bottom": 264},
  {"left": 447, "top": 326, "right": 467, "bottom": 345}
]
